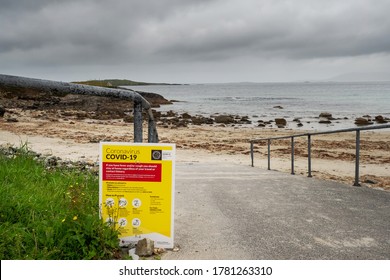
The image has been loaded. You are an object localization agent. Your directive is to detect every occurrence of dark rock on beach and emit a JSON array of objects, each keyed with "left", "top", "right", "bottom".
[
  {"left": 319, "top": 112, "right": 333, "bottom": 119},
  {"left": 364, "top": 178, "right": 378, "bottom": 185},
  {"left": 0, "top": 106, "right": 5, "bottom": 117},
  {"left": 133, "top": 90, "right": 173, "bottom": 107},
  {"left": 7, "top": 117, "right": 18, "bottom": 122},
  {"left": 318, "top": 112, "right": 336, "bottom": 124},
  {"left": 239, "top": 116, "right": 251, "bottom": 124},
  {"left": 181, "top": 112, "right": 192, "bottom": 119},
  {"left": 319, "top": 112, "right": 336, "bottom": 120},
  {"left": 375, "top": 115, "right": 388, "bottom": 124},
  {"left": 257, "top": 120, "right": 266, "bottom": 127},
  {"left": 161, "top": 110, "right": 176, "bottom": 118},
  {"left": 214, "top": 115, "right": 235, "bottom": 124},
  {"left": 355, "top": 117, "right": 373, "bottom": 126},
  {"left": 123, "top": 115, "right": 134, "bottom": 123},
  {"left": 275, "top": 118, "right": 287, "bottom": 128},
  {"left": 190, "top": 116, "right": 204, "bottom": 125}
]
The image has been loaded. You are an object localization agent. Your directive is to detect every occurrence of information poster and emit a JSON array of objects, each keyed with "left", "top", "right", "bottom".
[{"left": 99, "top": 142, "right": 175, "bottom": 248}]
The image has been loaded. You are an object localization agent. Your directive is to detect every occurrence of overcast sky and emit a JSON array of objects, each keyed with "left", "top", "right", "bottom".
[{"left": 1, "top": 0, "right": 390, "bottom": 83}]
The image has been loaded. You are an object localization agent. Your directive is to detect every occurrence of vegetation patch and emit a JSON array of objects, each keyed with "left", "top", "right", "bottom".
[{"left": 0, "top": 145, "right": 122, "bottom": 260}]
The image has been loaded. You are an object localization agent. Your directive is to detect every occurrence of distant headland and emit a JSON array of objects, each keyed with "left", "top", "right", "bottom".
[{"left": 72, "top": 79, "right": 183, "bottom": 87}]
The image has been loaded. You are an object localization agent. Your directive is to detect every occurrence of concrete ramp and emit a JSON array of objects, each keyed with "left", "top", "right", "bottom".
[{"left": 163, "top": 161, "right": 390, "bottom": 259}]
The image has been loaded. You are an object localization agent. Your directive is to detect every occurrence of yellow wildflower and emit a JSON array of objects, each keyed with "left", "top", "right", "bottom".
[{"left": 73, "top": 216, "right": 78, "bottom": 221}]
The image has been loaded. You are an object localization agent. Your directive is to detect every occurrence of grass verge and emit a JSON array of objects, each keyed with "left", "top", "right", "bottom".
[{"left": 0, "top": 145, "right": 121, "bottom": 259}]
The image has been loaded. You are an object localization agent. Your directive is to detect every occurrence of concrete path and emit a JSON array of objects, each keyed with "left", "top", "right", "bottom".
[{"left": 163, "top": 161, "right": 390, "bottom": 260}]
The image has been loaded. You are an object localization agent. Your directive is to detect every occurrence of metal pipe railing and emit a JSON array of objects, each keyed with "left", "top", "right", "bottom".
[
  {"left": 0, "top": 74, "right": 159, "bottom": 143},
  {"left": 250, "top": 124, "right": 390, "bottom": 186},
  {"left": 291, "top": 136, "right": 295, "bottom": 175},
  {"left": 307, "top": 134, "right": 312, "bottom": 177}
]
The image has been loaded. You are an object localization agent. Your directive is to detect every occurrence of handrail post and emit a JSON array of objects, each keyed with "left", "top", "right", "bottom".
[
  {"left": 250, "top": 142, "right": 254, "bottom": 167},
  {"left": 147, "top": 110, "right": 159, "bottom": 143},
  {"left": 291, "top": 137, "right": 295, "bottom": 175},
  {"left": 354, "top": 130, "right": 361, "bottom": 186},
  {"left": 148, "top": 117, "right": 155, "bottom": 143},
  {"left": 134, "top": 100, "right": 143, "bottom": 143},
  {"left": 308, "top": 134, "right": 312, "bottom": 177},
  {"left": 267, "top": 139, "right": 271, "bottom": 170}
]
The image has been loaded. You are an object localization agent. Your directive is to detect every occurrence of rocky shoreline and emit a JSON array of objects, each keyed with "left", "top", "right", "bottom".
[
  {"left": 0, "top": 85, "right": 171, "bottom": 120},
  {"left": 1, "top": 85, "right": 389, "bottom": 130},
  {"left": 154, "top": 110, "right": 389, "bottom": 129}
]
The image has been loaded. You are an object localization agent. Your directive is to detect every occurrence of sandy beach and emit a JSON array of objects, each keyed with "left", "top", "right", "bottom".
[{"left": 1, "top": 107, "right": 389, "bottom": 191}]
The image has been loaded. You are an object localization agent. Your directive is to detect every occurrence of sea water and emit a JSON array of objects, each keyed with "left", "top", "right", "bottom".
[{"left": 124, "top": 82, "right": 390, "bottom": 131}]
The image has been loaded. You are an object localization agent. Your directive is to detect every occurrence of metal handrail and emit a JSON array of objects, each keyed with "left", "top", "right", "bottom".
[
  {"left": 0, "top": 74, "right": 158, "bottom": 143},
  {"left": 250, "top": 124, "right": 390, "bottom": 186}
]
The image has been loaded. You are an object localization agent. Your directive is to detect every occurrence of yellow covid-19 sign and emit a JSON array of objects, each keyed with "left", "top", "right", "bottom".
[{"left": 99, "top": 142, "right": 175, "bottom": 248}]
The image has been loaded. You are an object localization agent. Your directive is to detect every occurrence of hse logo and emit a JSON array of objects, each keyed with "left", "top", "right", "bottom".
[{"left": 151, "top": 150, "right": 162, "bottom": 160}]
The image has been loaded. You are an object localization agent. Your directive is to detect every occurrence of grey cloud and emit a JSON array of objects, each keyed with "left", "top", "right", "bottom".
[
  {"left": 0, "top": 0, "right": 219, "bottom": 65},
  {"left": 0, "top": 0, "right": 389, "bottom": 82},
  {"left": 146, "top": 0, "right": 390, "bottom": 61},
  {"left": 0, "top": 0, "right": 53, "bottom": 12}
]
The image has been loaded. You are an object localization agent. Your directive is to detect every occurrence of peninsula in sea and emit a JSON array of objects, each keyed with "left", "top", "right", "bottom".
[{"left": 72, "top": 79, "right": 183, "bottom": 87}]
